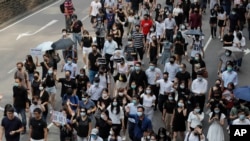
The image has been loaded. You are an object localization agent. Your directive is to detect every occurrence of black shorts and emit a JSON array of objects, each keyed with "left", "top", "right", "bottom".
[{"left": 218, "top": 20, "right": 226, "bottom": 27}]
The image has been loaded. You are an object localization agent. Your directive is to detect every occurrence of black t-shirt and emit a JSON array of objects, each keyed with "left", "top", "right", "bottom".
[
  {"left": 165, "top": 0, "right": 173, "bottom": 5},
  {"left": 25, "top": 62, "right": 36, "bottom": 74},
  {"left": 40, "top": 62, "right": 52, "bottom": 79},
  {"left": 58, "top": 78, "right": 77, "bottom": 97},
  {"left": 175, "top": 71, "right": 191, "bottom": 88},
  {"left": 30, "top": 118, "right": 47, "bottom": 139},
  {"left": 1, "top": 117, "right": 22, "bottom": 141},
  {"left": 72, "top": 20, "right": 83, "bottom": 33},
  {"left": 31, "top": 80, "right": 41, "bottom": 96},
  {"left": 13, "top": 86, "right": 28, "bottom": 108},
  {"left": 44, "top": 75, "right": 56, "bottom": 87},
  {"left": 88, "top": 52, "right": 102, "bottom": 71},
  {"left": 40, "top": 91, "right": 50, "bottom": 112},
  {"left": 223, "top": 34, "right": 234, "bottom": 46},
  {"left": 163, "top": 101, "right": 176, "bottom": 114},
  {"left": 81, "top": 36, "right": 93, "bottom": 47},
  {"left": 96, "top": 118, "right": 112, "bottom": 139},
  {"left": 75, "top": 117, "right": 91, "bottom": 137},
  {"left": 76, "top": 74, "right": 90, "bottom": 93},
  {"left": 98, "top": 97, "right": 112, "bottom": 108}
]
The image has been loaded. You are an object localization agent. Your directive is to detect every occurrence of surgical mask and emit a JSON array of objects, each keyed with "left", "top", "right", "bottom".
[
  {"left": 48, "top": 70, "right": 53, "bottom": 75},
  {"left": 178, "top": 102, "right": 183, "bottom": 107},
  {"left": 102, "top": 93, "right": 108, "bottom": 98},
  {"left": 195, "top": 108, "right": 200, "bottom": 113},
  {"left": 137, "top": 111, "right": 143, "bottom": 116},
  {"left": 239, "top": 114, "right": 245, "bottom": 120},
  {"left": 113, "top": 102, "right": 117, "bottom": 106},
  {"left": 132, "top": 100, "right": 137, "bottom": 104},
  {"left": 91, "top": 135, "right": 97, "bottom": 140},
  {"left": 227, "top": 67, "right": 233, "bottom": 72},
  {"left": 160, "top": 134, "right": 165, "bottom": 137},
  {"left": 68, "top": 60, "right": 72, "bottom": 64},
  {"left": 225, "top": 52, "right": 230, "bottom": 56},
  {"left": 214, "top": 109, "right": 220, "bottom": 113},
  {"left": 131, "top": 85, "right": 136, "bottom": 89},
  {"left": 118, "top": 92, "right": 123, "bottom": 96},
  {"left": 168, "top": 96, "right": 173, "bottom": 101},
  {"left": 195, "top": 57, "right": 199, "bottom": 60},
  {"left": 150, "top": 28, "right": 154, "bottom": 32},
  {"left": 94, "top": 83, "right": 99, "bottom": 87},
  {"left": 39, "top": 87, "right": 44, "bottom": 91},
  {"left": 179, "top": 68, "right": 183, "bottom": 72},
  {"left": 62, "top": 32, "right": 66, "bottom": 36},
  {"left": 79, "top": 73, "right": 83, "bottom": 76},
  {"left": 135, "top": 66, "right": 140, "bottom": 71},
  {"left": 13, "top": 82, "right": 19, "bottom": 87},
  {"left": 82, "top": 98, "right": 87, "bottom": 102},
  {"left": 197, "top": 77, "right": 202, "bottom": 81},
  {"left": 180, "top": 85, "right": 185, "bottom": 89},
  {"left": 149, "top": 66, "right": 155, "bottom": 70},
  {"left": 80, "top": 112, "right": 86, "bottom": 116},
  {"left": 100, "top": 114, "right": 105, "bottom": 119},
  {"left": 127, "top": 41, "right": 132, "bottom": 45},
  {"left": 146, "top": 90, "right": 151, "bottom": 94},
  {"left": 109, "top": 130, "right": 114, "bottom": 135}
]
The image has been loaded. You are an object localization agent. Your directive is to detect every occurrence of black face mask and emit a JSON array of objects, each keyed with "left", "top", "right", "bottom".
[
  {"left": 170, "top": 60, "right": 174, "bottom": 64},
  {"left": 65, "top": 75, "right": 70, "bottom": 79},
  {"left": 34, "top": 76, "right": 38, "bottom": 80},
  {"left": 33, "top": 101, "right": 38, "bottom": 105}
]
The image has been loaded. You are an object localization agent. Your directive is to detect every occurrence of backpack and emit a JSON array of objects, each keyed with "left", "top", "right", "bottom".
[
  {"left": 187, "top": 131, "right": 200, "bottom": 141},
  {"left": 60, "top": 2, "right": 65, "bottom": 13}
]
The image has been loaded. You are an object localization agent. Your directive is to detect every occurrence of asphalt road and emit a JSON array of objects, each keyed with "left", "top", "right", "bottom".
[{"left": 0, "top": 0, "right": 250, "bottom": 141}]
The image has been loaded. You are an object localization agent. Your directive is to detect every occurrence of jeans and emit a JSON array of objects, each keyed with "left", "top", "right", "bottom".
[
  {"left": 128, "top": 122, "right": 135, "bottom": 140},
  {"left": 88, "top": 70, "right": 98, "bottom": 84},
  {"left": 165, "top": 29, "right": 174, "bottom": 43},
  {"left": 72, "top": 32, "right": 82, "bottom": 58},
  {"left": 235, "top": 58, "right": 243, "bottom": 67},
  {"left": 15, "top": 107, "right": 27, "bottom": 129},
  {"left": 28, "top": 73, "right": 34, "bottom": 82},
  {"left": 65, "top": 15, "right": 73, "bottom": 32}
]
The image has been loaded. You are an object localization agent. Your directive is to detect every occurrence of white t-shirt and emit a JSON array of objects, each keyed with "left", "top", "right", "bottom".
[
  {"left": 90, "top": 1, "right": 102, "bottom": 16},
  {"left": 187, "top": 111, "right": 204, "bottom": 128},
  {"left": 156, "top": 79, "right": 173, "bottom": 95},
  {"left": 107, "top": 105, "right": 124, "bottom": 124},
  {"left": 117, "top": 63, "right": 129, "bottom": 74},
  {"left": 232, "top": 118, "right": 250, "bottom": 125},
  {"left": 108, "top": 136, "right": 122, "bottom": 141},
  {"left": 155, "top": 21, "right": 165, "bottom": 37},
  {"left": 184, "top": 131, "right": 205, "bottom": 141},
  {"left": 163, "top": 62, "right": 180, "bottom": 81},
  {"left": 95, "top": 73, "right": 110, "bottom": 88},
  {"left": 209, "top": 112, "right": 226, "bottom": 121},
  {"left": 173, "top": 8, "right": 183, "bottom": 16},
  {"left": 140, "top": 94, "right": 156, "bottom": 107}
]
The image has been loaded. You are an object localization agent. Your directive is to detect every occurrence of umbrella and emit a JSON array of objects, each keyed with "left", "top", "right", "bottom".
[
  {"left": 36, "top": 41, "right": 53, "bottom": 52},
  {"left": 223, "top": 46, "right": 243, "bottom": 52},
  {"left": 51, "top": 38, "right": 74, "bottom": 50},
  {"left": 233, "top": 86, "right": 250, "bottom": 102},
  {"left": 184, "top": 29, "right": 204, "bottom": 36},
  {"left": 223, "top": 46, "right": 244, "bottom": 60}
]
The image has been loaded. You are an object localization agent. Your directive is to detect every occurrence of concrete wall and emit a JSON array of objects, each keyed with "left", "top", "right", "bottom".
[{"left": 0, "top": 0, "right": 56, "bottom": 25}]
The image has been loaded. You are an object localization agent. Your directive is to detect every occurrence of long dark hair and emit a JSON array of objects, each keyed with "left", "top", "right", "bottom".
[
  {"left": 210, "top": 105, "right": 222, "bottom": 120},
  {"left": 111, "top": 97, "right": 121, "bottom": 114},
  {"left": 157, "top": 127, "right": 167, "bottom": 140}
]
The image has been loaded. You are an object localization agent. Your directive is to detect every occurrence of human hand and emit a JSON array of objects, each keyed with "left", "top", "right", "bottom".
[{"left": 9, "top": 131, "right": 16, "bottom": 135}]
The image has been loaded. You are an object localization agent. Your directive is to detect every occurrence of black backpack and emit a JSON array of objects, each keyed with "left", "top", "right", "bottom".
[{"left": 60, "top": 2, "right": 65, "bottom": 13}]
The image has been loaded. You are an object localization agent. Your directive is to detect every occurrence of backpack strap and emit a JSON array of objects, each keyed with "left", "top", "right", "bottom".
[{"left": 187, "top": 131, "right": 192, "bottom": 141}]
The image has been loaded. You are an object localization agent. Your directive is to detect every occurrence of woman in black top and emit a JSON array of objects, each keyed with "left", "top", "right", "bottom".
[
  {"left": 95, "top": 110, "right": 113, "bottom": 140},
  {"left": 110, "top": 23, "right": 122, "bottom": 48},
  {"left": 157, "top": 127, "right": 172, "bottom": 141},
  {"left": 75, "top": 68, "right": 89, "bottom": 100},
  {"left": 174, "top": 31, "right": 185, "bottom": 65},
  {"left": 39, "top": 83, "right": 49, "bottom": 121},
  {"left": 31, "top": 71, "right": 41, "bottom": 96},
  {"left": 25, "top": 55, "right": 36, "bottom": 82},
  {"left": 188, "top": 53, "right": 206, "bottom": 80},
  {"left": 81, "top": 30, "right": 93, "bottom": 68},
  {"left": 210, "top": 4, "right": 219, "bottom": 38},
  {"left": 148, "top": 35, "right": 159, "bottom": 62},
  {"left": 155, "top": 4, "right": 162, "bottom": 21},
  {"left": 43, "top": 69, "right": 56, "bottom": 109}
]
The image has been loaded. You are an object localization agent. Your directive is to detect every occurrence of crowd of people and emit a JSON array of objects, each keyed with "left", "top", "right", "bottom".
[{"left": 0, "top": 0, "right": 250, "bottom": 141}]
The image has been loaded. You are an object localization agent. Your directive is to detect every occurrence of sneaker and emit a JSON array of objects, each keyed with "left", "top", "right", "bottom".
[
  {"left": 218, "top": 36, "right": 221, "bottom": 39},
  {"left": 220, "top": 39, "right": 223, "bottom": 42},
  {"left": 158, "top": 53, "right": 162, "bottom": 57}
]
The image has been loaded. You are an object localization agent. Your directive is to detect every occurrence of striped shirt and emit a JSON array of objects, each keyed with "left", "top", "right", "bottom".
[
  {"left": 132, "top": 31, "right": 144, "bottom": 48},
  {"left": 64, "top": 0, "right": 74, "bottom": 15}
]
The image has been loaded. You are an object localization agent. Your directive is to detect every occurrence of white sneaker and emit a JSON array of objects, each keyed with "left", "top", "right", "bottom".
[
  {"left": 158, "top": 53, "right": 162, "bottom": 57},
  {"left": 218, "top": 36, "right": 221, "bottom": 39},
  {"left": 220, "top": 39, "right": 223, "bottom": 42}
]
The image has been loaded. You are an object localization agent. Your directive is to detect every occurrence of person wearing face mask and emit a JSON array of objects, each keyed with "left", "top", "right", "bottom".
[
  {"left": 230, "top": 99, "right": 250, "bottom": 124},
  {"left": 145, "top": 62, "right": 163, "bottom": 111},
  {"left": 35, "top": 55, "right": 53, "bottom": 79},
  {"left": 24, "top": 55, "right": 36, "bottom": 83},
  {"left": 87, "top": 77, "right": 104, "bottom": 105},
  {"left": 232, "top": 109, "right": 250, "bottom": 125},
  {"left": 95, "top": 66, "right": 111, "bottom": 89},
  {"left": 174, "top": 63, "right": 191, "bottom": 90},
  {"left": 140, "top": 14, "right": 153, "bottom": 39},
  {"left": 188, "top": 53, "right": 206, "bottom": 80},
  {"left": 162, "top": 93, "right": 176, "bottom": 134},
  {"left": 140, "top": 86, "right": 156, "bottom": 121},
  {"left": 81, "top": 30, "right": 93, "bottom": 69},
  {"left": 184, "top": 125, "right": 205, "bottom": 141},
  {"left": 108, "top": 126, "right": 122, "bottom": 141},
  {"left": 164, "top": 13, "right": 176, "bottom": 43},
  {"left": 88, "top": 43, "right": 102, "bottom": 83},
  {"left": 171, "top": 99, "right": 187, "bottom": 141},
  {"left": 147, "top": 35, "right": 159, "bottom": 62},
  {"left": 62, "top": 88, "right": 79, "bottom": 113},
  {"left": 191, "top": 71, "right": 208, "bottom": 113},
  {"left": 221, "top": 63, "right": 238, "bottom": 89},
  {"left": 29, "top": 95, "right": 45, "bottom": 119},
  {"left": 229, "top": 8, "right": 240, "bottom": 32},
  {"left": 160, "top": 38, "right": 173, "bottom": 65},
  {"left": 175, "top": 80, "right": 191, "bottom": 102},
  {"left": 125, "top": 95, "right": 142, "bottom": 140},
  {"left": 38, "top": 83, "right": 49, "bottom": 121},
  {"left": 157, "top": 127, "right": 171, "bottom": 141},
  {"left": 103, "top": 34, "right": 118, "bottom": 74},
  {"left": 189, "top": 8, "right": 202, "bottom": 31},
  {"left": 156, "top": 72, "right": 174, "bottom": 113},
  {"left": 62, "top": 56, "right": 78, "bottom": 79},
  {"left": 146, "top": 27, "right": 156, "bottom": 50},
  {"left": 88, "top": 128, "right": 104, "bottom": 141},
  {"left": 106, "top": 8, "right": 116, "bottom": 34},
  {"left": 79, "top": 94, "right": 97, "bottom": 119},
  {"left": 208, "top": 79, "right": 222, "bottom": 101},
  {"left": 164, "top": 56, "right": 180, "bottom": 82},
  {"left": 132, "top": 25, "right": 146, "bottom": 63},
  {"left": 129, "top": 62, "right": 148, "bottom": 89},
  {"left": 107, "top": 98, "right": 124, "bottom": 134},
  {"left": 57, "top": 70, "right": 77, "bottom": 98},
  {"left": 31, "top": 71, "right": 42, "bottom": 96},
  {"left": 128, "top": 106, "right": 152, "bottom": 141},
  {"left": 14, "top": 62, "right": 29, "bottom": 89},
  {"left": 72, "top": 108, "right": 92, "bottom": 141},
  {"left": 95, "top": 88, "right": 112, "bottom": 120},
  {"left": 207, "top": 106, "right": 225, "bottom": 141},
  {"left": 187, "top": 103, "right": 204, "bottom": 131},
  {"left": 96, "top": 110, "right": 112, "bottom": 140},
  {"left": 173, "top": 31, "right": 185, "bottom": 64},
  {"left": 75, "top": 68, "right": 90, "bottom": 100},
  {"left": 218, "top": 50, "right": 236, "bottom": 73},
  {"left": 110, "top": 23, "right": 122, "bottom": 48}
]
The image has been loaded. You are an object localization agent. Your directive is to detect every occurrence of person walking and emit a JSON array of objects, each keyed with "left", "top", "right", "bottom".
[
  {"left": 64, "top": 0, "right": 75, "bottom": 32},
  {"left": 0, "top": 107, "right": 24, "bottom": 141}
]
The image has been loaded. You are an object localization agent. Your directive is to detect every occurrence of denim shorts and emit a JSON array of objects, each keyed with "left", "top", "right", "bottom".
[{"left": 45, "top": 86, "right": 56, "bottom": 94}]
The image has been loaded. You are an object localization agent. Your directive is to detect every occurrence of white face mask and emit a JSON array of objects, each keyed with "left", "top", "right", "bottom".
[
  {"left": 102, "top": 93, "right": 108, "bottom": 98},
  {"left": 39, "top": 87, "right": 43, "bottom": 91},
  {"left": 62, "top": 32, "right": 66, "bottom": 36},
  {"left": 118, "top": 92, "right": 123, "bottom": 96}
]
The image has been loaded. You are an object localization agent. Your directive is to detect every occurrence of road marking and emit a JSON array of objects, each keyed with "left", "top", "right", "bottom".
[
  {"left": 244, "top": 48, "right": 250, "bottom": 55},
  {"left": 0, "top": 0, "right": 62, "bottom": 32},
  {"left": 204, "top": 36, "right": 212, "bottom": 51},
  {"left": 16, "top": 20, "right": 58, "bottom": 40},
  {"left": 81, "top": 15, "right": 89, "bottom": 22}
]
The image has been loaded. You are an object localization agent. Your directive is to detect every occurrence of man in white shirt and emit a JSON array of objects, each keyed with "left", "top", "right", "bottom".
[
  {"left": 104, "top": 0, "right": 116, "bottom": 13},
  {"left": 103, "top": 34, "right": 118, "bottom": 73},
  {"left": 89, "top": 0, "right": 102, "bottom": 24},
  {"left": 191, "top": 71, "right": 208, "bottom": 112},
  {"left": 221, "top": 63, "right": 238, "bottom": 88},
  {"left": 87, "top": 77, "right": 104, "bottom": 105},
  {"left": 164, "top": 56, "right": 180, "bottom": 82},
  {"left": 145, "top": 61, "right": 163, "bottom": 110},
  {"left": 232, "top": 110, "right": 250, "bottom": 125},
  {"left": 164, "top": 13, "right": 176, "bottom": 42},
  {"left": 184, "top": 125, "right": 205, "bottom": 141},
  {"left": 63, "top": 56, "right": 78, "bottom": 79},
  {"left": 156, "top": 72, "right": 173, "bottom": 113}
]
